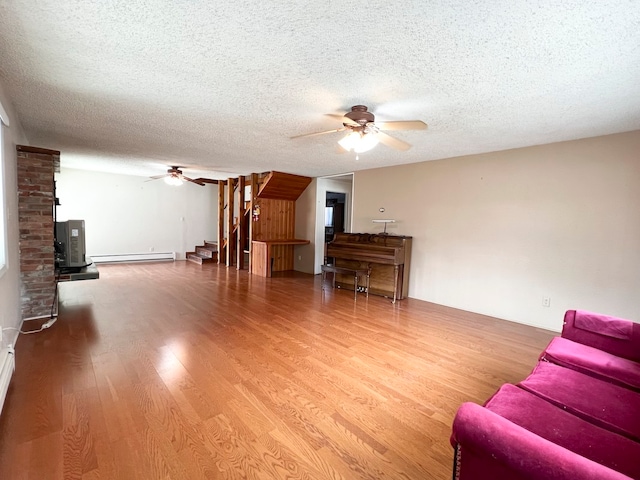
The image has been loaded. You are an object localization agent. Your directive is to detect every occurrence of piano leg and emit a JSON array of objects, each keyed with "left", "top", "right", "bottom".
[
  {"left": 393, "top": 265, "right": 399, "bottom": 304},
  {"left": 354, "top": 273, "right": 358, "bottom": 300},
  {"left": 321, "top": 268, "right": 326, "bottom": 292},
  {"left": 366, "top": 266, "right": 371, "bottom": 298}
]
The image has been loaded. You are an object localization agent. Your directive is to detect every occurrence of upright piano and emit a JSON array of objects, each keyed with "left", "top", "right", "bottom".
[{"left": 326, "top": 233, "right": 412, "bottom": 301}]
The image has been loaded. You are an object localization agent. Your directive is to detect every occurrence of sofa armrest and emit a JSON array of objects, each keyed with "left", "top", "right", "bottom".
[
  {"left": 562, "top": 310, "right": 640, "bottom": 363},
  {"left": 451, "top": 403, "right": 631, "bottom": 480}
]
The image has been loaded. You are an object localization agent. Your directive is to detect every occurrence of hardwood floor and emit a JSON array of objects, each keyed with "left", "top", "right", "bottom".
[{"left": 0, "top": 262, "right": 555, "bottom": 479}]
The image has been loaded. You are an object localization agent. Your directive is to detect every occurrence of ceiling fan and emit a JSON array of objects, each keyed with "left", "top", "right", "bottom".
[
  {"left": 291, "top": 105, "right": 428, "bottom": 152},
  {"left": 146, "top": 166, "right": 205, "bottom": 186}
]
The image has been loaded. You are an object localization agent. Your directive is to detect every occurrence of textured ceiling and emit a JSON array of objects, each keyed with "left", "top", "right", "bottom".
[{"left": 1, "top": 1, "right": 639, "bottom": 180}]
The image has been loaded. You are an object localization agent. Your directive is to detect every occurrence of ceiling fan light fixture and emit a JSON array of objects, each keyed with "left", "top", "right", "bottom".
[
  {"left": 338, "top": 131, "right": 379, "bottom": 153},
  {"left": 337, "top": 131, "right": 359, "bottom": 151},
  {"left": 354, "top": 132, "right": 379, "bottom": 153},
  {"left": 164, "top": 175, "right": 183, "bottom": 186}
]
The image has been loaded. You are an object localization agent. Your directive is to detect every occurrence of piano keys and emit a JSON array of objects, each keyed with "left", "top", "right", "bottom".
[{"left": 326, "top": 233, "right": 412, "bottom": 302}]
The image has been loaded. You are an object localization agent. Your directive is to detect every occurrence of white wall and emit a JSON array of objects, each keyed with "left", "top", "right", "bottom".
[
  {"left": 353, "top": 131, "right": 640, "bottom": 331},
  {"left": 55, "top": 168, "right": 218, "bottom": 260},
  {"left": 0, "top": 81, "right": 27, "bottom": 349}
]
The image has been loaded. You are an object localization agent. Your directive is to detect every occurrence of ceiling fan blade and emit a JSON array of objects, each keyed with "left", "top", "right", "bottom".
[
  {"left": 290, "top": 127, "right": 346, "bottom": 139},
  {"left": 192, "top": 178, "right": 219, "bottom": 184},
  {"left": 377, "top": 131, "right": 412, "bottom": 151},
  {"left": 148, "top": 174, "right": 167, "bottom": 180},
  {"left": 335, "top": 144, "right": 348, "bottom": 154},
  {"left": 376, "top": 120, "right": 428, "bottom": 131},
  {"left": 182, "top": 176, "right": 205, "bottom": 186},
  {"left": 325, "top": 113, "right": 360, "bottom": 127}
]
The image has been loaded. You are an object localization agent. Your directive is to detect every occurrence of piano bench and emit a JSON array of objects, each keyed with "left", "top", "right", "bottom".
[{"left": 321, "top": 264, "right": 370, "bottom": 300}]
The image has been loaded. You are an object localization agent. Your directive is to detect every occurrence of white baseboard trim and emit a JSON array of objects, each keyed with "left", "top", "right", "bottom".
[
  {"left": 23, "top": 312, "right": 57, "bottom": 322},
  {"left": 0, "top": 345, "right": 15, "bottom": 416},
  {"left": 90, "top": 252, "right": 176, "bottom": 264}
]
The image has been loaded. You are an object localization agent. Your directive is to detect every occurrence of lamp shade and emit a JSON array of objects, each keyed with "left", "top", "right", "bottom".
[
  {"left": 354, "top": 132, "right": 379, "bottom": 152},
  {"left": 338, "top": 131, "right": 379, "bottom": 153},
  {"left": 337, "top": 131, "right": 359, "bottom": 151},
  {"left": 164, "top": 175, "right": 183, "bottom": 186}
]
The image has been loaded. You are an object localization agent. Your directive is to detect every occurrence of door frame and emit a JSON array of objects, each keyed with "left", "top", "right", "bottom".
[{"left": 314, "top": 173, "right": 354, "bottom": 274}]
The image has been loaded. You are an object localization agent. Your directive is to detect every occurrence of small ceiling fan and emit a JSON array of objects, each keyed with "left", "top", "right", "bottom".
[
  {"left": 291, "top": 105, "right": 428, "bottom": 152},
  {"left": 146, "top": 166, "right": 205, "bottom": 186}
]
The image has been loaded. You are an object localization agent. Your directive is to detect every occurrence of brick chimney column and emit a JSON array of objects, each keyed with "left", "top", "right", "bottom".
[{"left": 16, "top": 145, "right": 60, "bottom": 320}]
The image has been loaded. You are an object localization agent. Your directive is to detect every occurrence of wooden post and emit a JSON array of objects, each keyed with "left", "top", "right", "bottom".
[
  {"left": 217, "top": 180, "right": 225, "bottom": 264},
  {"left": 226, "top": 177, "right": 235, "bottom": 266},
  {"left": 237, "top": 175, "right": 246, "bottom": 270},
  {"left": 249, "top": 173, "right": 258, "bottom": 273}
]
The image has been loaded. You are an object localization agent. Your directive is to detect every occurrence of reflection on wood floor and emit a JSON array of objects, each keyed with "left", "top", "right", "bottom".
[{"left": 0, "top": 261, "right": 554, "bottom": 479}]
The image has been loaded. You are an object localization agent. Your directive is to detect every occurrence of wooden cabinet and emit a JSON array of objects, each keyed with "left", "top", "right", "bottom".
[{"left": 251, "top": 239, "right": 310, "bottom": 277}]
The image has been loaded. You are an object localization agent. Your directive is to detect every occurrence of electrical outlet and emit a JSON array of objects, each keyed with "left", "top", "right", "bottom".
[{"left": 542, "top": 296, "right": 551, "bottom": 308}]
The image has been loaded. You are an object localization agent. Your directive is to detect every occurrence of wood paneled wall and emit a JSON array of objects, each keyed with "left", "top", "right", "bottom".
[
  {"left": 271, "top": 244, "right": 295, "bottom": 271},
  {"left": 252, "top": 198, "right": 295, "bottom": 241}
]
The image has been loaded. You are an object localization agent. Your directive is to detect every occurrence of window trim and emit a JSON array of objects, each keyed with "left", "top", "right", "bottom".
[{"left": 0, "top": 100, "right": 10, "bottom": 278}]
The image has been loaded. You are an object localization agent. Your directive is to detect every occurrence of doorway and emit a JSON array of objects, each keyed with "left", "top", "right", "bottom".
[
  {"left": 325, "top": 192, "right": 346, "bottom": 243},
  {"left": 314, "top": 174, "right": 354, "bottom": 274}
]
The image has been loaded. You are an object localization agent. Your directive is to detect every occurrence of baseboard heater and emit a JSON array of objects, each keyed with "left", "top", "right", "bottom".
[
  {"left": 0, "top": 346, "right": 15, "bottom": 416},
  {"left": 91, "top": 252, "right": 176, "bottom": 264}
]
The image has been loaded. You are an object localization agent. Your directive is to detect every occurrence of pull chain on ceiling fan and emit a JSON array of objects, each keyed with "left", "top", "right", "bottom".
[{"left": 291, "top": 105, "right": 428, "bottom": 153}]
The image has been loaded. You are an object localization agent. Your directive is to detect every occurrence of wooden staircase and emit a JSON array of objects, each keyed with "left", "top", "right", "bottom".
[
  {"left": 216, "top": 171, "right": 311, "bottom": 272},
  {"left": 186, "top": 241, "right": 218, "bottom": 264}
]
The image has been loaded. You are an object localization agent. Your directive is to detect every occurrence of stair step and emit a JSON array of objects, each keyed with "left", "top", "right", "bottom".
[
  {"left": 204, "top": 240, "right": 217, "bottom": 248},
  {"left": 186, "top": 253, "right": 202, "bottom": 264},
  {"left": 196, "top": 246, "right": 217, "bottom": 258},
  {"left": 186, "top": 253, "right": 215, "bottom": 265}
]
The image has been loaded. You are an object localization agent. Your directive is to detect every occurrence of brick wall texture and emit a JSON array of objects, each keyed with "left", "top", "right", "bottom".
[{"left": 17, "top": 148, "right": 59, "bottom": 319}]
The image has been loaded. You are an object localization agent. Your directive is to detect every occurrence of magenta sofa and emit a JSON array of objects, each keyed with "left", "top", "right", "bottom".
[{"left": 451, "top": 310, "right": 640, "bottom": 480}]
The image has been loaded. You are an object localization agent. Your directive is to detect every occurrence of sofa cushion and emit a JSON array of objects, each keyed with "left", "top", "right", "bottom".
[
  {"left": 562, "top": 310, "right": 640, "bottom": 363},
  {"left": 574, "top": 311, "right": 633, "bottom": 340},
  {"left": 483, "top": 384, "right": 640, "bottom": 478},
  {"left": 518, "top": 361, "right": 640, "bottom": 442},
  {"left": 542, "top": 337, "right": 640, "bottom": 391}
]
